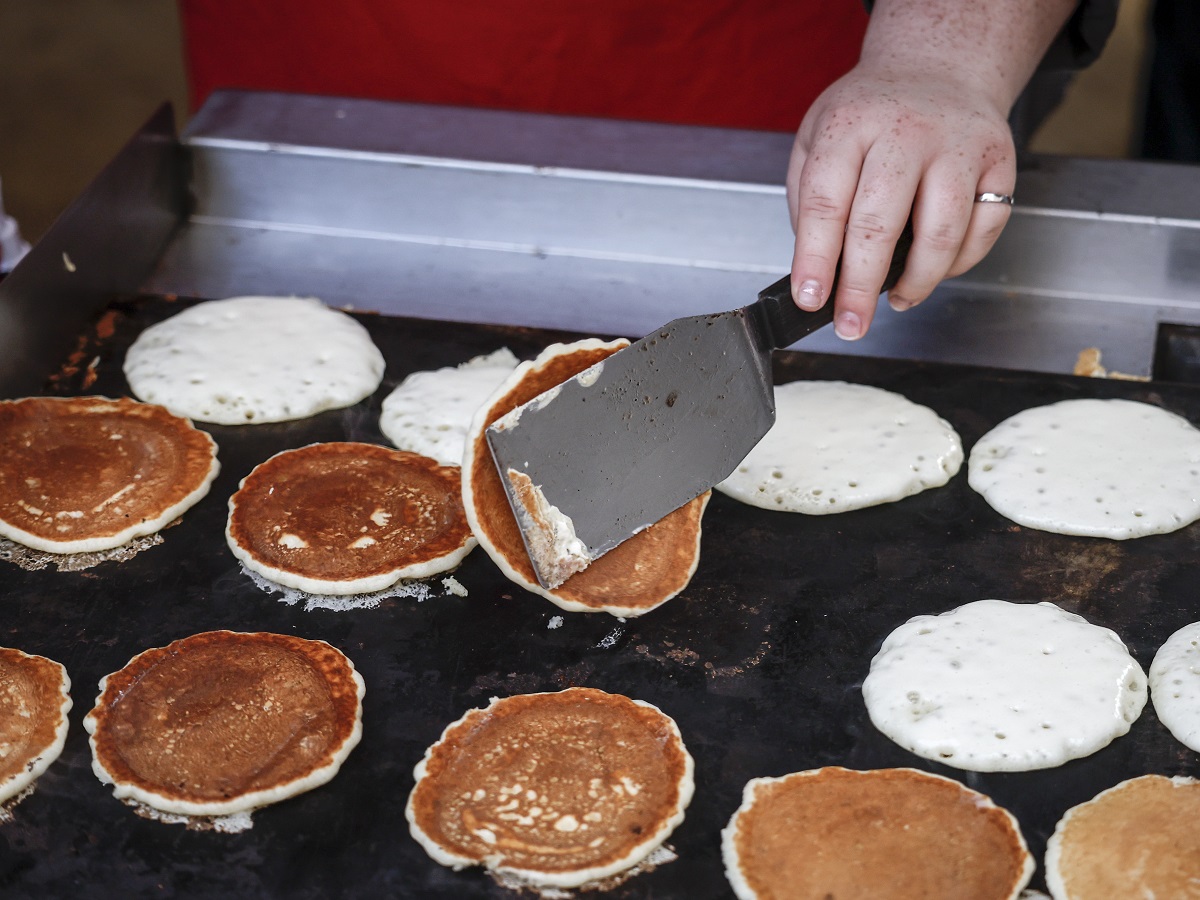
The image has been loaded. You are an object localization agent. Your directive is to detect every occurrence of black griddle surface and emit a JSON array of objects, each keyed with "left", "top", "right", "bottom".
[{"left": 2, "top": 297, "right": 1199, "bottom": 898}]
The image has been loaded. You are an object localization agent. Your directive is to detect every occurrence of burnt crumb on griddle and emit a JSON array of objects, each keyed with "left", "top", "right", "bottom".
[{"left": 46, "top": 306, "right": 128, "bottom": 394}]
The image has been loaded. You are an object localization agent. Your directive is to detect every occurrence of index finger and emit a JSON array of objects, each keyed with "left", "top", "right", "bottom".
[
  {"left": 789, "top": 139, "right": 864, "bottom": 314},
  {"left": 829, "top": 146, "right": 922, "bottom": 339}
]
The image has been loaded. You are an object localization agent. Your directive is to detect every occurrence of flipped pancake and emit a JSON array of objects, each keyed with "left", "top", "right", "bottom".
[
  {"left": 0, "top": 396, "right": 219, "bottom": 554},
  {"left": 123, "top": 296, "right": 385, "bottom": 425},
  {"left": 226, "top": 442, "right": 475, "bottom": 595},
  {"left": 862, "top": 600, "right": 1146, "bottom": 772},
  {"left": 722, "top": 767, "right": 1033, "bottom": 900},
  {"left": 0, "top": 647, "right": 72, "bottom": 805},
  {"left": 85, "top": 631, "right": 364, "bottom": 817},
  {"left": 407, "top": 687, "right": 693, "bottom": 889},
  {"left": 462, "top": 339, "right": 709, "bottom": 617},
  {"left": 1045, "top": 775, "right": 1200, "bottom": 899}
]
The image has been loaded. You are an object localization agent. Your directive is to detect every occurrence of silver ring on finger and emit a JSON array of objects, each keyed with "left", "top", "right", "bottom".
[{"left": 974, "top": 191, "right": 1015, "bottom": 205}]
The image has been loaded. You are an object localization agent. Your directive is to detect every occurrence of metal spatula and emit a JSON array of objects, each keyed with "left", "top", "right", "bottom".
[{"left": 486, "top": 228, "right": 913, "bottom": 589}]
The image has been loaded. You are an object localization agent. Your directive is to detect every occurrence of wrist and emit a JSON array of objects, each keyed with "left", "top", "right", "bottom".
[{"left": 860, "top": 0, "right": 1078, "bottom": 115}]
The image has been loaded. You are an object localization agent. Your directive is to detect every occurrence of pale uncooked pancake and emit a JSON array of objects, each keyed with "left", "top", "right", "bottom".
[
  {"left": 0, "top": 647, "right": 72, "bottom": 804},
  {"left": 380, "top": 348, "right": 519, "bottom": 466},
  {"left": 85, "top": 631, "right": 364, "bottom": 817},
  {"left": 406, "top": 687, "right": 693, "bottom": 889},
  {"left": 862, "top": 600, "right": 1147, "bottom": 772},
  {"left": 0, "top": 396, "right": 219, "bottom": 553},
  {"left": 124, "top": 296, "right": 385, "bottom": 425},
  {"left": 968, "top": 398, "right": 1200, "bottom": 538},
  {"left": 1149, "top": 620, "right": 1200, "bottom": 752},
  {"left": 722, "top": 767, "right": 1033, "bottom": 900},
  {"left": 717, "top": 381, "right": 963, "bottom": 513},
  {"left": 1045, "top": 774, "right": 1200, "bottom": 899},
  {"left": 462, "top": 339, "right": 709, "bottom": 617},
  {"left": 226, "top": 442, "right": 475, "bottom": 595}
]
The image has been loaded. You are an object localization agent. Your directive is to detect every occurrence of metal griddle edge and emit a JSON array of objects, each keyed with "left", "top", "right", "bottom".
[{"left": 3, "top": 94, "right": 1200, "bottom": 898}]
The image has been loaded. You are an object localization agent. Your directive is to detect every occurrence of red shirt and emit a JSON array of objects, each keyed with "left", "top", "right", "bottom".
[{"left": 179, "top": 1, "right": 867, "bottom": 132}]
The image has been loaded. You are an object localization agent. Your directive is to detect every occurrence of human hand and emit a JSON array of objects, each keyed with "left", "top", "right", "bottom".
[{"left": 786, "top": 64, "right": 1016, "bottom": 341}]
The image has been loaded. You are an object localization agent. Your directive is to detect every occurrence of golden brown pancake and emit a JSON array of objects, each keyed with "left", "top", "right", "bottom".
[
  {"left": 226, "top": 442, "right": 475, "bottom": 595},
  {"left": 1045, "top": 774, "right": 1200, "bottom": 899},
  {"left": 462, "top": 339, "right": 709, "bottom": 616},
  {"left": 0, "top": 396, "right": 219, "bottom": 554},
  {"left": 0, "top": 647, "right": 72, "bottom": 805},
  {"left": 722, "top": 767, "right": 1034, "bottom": 900},
  {"left": 406, "top": 687, "right": 694, "bottom": 889},
  {"left": 85, "top": 631, "right": 364, "bottom": 817}
]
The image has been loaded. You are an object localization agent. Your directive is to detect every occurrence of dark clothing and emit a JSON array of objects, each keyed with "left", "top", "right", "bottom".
[{"left": 1141, "top": 0, "right": 1200, "bottom": 162}]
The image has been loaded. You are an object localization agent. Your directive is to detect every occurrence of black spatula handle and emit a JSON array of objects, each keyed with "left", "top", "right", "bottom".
[{"left": 753, "top": 218, "right": 915, "bottom": 349}]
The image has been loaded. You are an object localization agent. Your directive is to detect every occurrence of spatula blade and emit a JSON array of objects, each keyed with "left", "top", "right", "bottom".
[
  {"left": 488, "top": 226, "right": 914, "bottom": 589},
  {"left": 486, "top": 307, "right": 776, "bottom": 589}
]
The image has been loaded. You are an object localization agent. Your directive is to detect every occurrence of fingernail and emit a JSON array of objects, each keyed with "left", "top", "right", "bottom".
[
  {"left": 888, "top": 294, "right": 912, "bottom": 312},
  {"left": 794, "top": 279, "right": 823, "bottom": 311},
  {"left": 835, "top": 311, "right": 862, "bottom": 340}
]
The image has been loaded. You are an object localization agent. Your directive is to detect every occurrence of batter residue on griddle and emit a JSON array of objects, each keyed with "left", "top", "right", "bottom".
[
  {"left": 0, "top": 396, "right": 218, "bottom": 554},
  {"left": 86, "top": 631, "right": 363, "bottom": 816},
  {"left": 227, "top": 442, "right": 474, "bottom": 594},
  {"left": 407, "top": 687, "right": 693, "bottom": 888}
]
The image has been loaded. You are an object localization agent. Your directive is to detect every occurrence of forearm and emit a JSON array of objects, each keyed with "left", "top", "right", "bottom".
[{"left": 861, "top": 0, "right": 1080, "bottom": 114}]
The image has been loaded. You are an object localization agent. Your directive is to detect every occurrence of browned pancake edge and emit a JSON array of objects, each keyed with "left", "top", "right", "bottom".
[{"left": 0, "top": 647, "right": 72, "bottom": 802}]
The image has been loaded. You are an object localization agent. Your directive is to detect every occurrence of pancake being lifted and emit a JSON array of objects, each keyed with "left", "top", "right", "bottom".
[
  {"left": 85, "top": 631, "right": 364, "bottom": 818},
  {"left": 463, "top": 339, "right": 709, "bottom": 616},
  {"left": 722, "top": 767, "right": 1033, "bottom": 900},
  {"left": 717, "top": 381, "right": 963, "bottom": 513},
  {"left": 0, "top": 647, "right": 72, "bottom": 809},
  {"left": 862, "top": 600, "right": 1146, "bottom": 772},
  {"left": 969, "top": 397, "right": 1200, "bottom": 538},
  {"left": 124, "top": 296, "right": 385, "bottom": 425},
  {"left": 1045, "top": 775, "right": 1200, "bottom": 899},
  {"left": 380, "top": 348, "right": 519, "bottom": 466},
  {"left": 0, "top": 396, "right": 219, "bottom": 554},
  {"left": 1148, "top": 619, "right": 1200, "bottom": 752},
  {"left": 407, "top": 687, "right": 693, "bottom": 890},
  {"left": 226, "top": 442, "right": 475, "bottom": 595}
]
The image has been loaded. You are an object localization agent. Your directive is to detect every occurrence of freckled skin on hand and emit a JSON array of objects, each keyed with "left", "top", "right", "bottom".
[{"left": 787, "top": 0, "right": 1077, "bottom": 339}]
